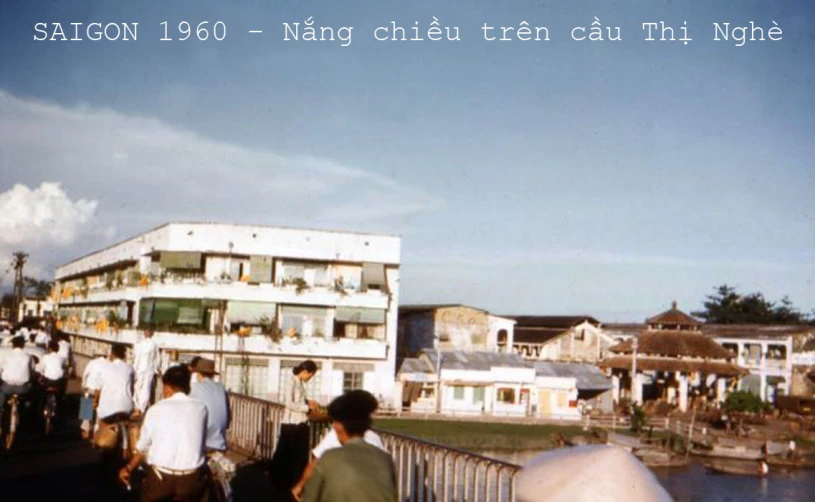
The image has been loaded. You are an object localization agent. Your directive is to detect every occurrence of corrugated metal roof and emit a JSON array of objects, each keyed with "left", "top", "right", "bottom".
[
  {"left": 424, "top": 349, "right": 531, "bottom": 371},
  {"left": 397, "top": 357, "right": 433, "bottom": 375},
  {"left": 534, "top": 361, "right": 613, "bottom": 391}
]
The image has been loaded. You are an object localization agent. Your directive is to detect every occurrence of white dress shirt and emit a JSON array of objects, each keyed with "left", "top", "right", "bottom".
[
  {"left": 57, "top": 339, "right": 72, "bottom": 361},
  {"left": 82, "top": 356, "right": 107, "bottom": 390},
  {"left": 0, "top": 348, "right": 33, "bottom": 385},
  {"left": 96, "top": 359, "right": 134, "bottom": 419},
  {"left": 312, "top": 428, "right": 385, "bottom": 459},
  {"left": 136, "top": 392, "right": 208, "bottom": 471},
  {"left": 133, "top": 338, "right": 160, "bottom": 375},
  {"left": 35, "top": 331, "right": 50, "bottom": 346},
  {"left": 37, "top": 352, "right": 66, "bottom": 380}
]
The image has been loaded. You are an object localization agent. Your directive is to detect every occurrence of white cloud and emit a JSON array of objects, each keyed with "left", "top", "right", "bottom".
[
  {"left": 0, "top": 90, "right": 441, "bottom": 235},
  {"left": 0, "top": 182, "right": 109, "bottom": 280}
]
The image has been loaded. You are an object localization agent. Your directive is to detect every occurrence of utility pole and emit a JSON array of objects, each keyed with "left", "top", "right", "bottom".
[
  {"left": 11, "top": 252, "right": 28, "bottom": 323},
  {"left": 631, "top": 336, "right": 639, "bottom": 404}
]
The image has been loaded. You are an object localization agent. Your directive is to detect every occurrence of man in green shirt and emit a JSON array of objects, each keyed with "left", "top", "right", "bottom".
[{"left": 301, "top": 390, "right": 397, "bottom": 502}]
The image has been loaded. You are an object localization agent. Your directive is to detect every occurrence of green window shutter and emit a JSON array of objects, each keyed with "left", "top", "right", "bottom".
[
  {"left": 153, "top": 299, "right": 180, "bottom": 323},
  {"left": 177, "top": 300, "right": 204, "bottom": 325},
  {"left": 228, "top": 301, "right": 277, "bottom": 324},
  {"left": 335, "top": 307, "right": 386, "bottom": 324},
  {"left": 249, "top": 256, "right": 273, "bottom": 283},
  {"left": 361, "top": 262, "right": 387, "bottom": 292},
  {"left": 139, "top": 299, "right": 156, "bottom": 324},
  {"left": 159, "top": 251, "right": 202, "bottom": 270}
]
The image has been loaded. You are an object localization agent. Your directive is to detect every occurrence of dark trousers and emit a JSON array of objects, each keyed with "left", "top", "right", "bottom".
[
  {"left": 268, "top": 423, "right": 311, "bottom": 492},
  {"left": 141, "top": 466, "right": 210, "bottom": 502}
]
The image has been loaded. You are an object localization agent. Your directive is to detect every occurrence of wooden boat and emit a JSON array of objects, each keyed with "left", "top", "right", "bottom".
[
  {"left": 691, "top": 444, "right": 764, "bottom": 460},
  {"left": 705, "top": 459, "right": 768, "bottom": 477},
  {"left": 634, "top": 449, "right": 690, "bottom": 468},
  {"left": 766, "top": 456, "right": 815, "bottom": 469}
]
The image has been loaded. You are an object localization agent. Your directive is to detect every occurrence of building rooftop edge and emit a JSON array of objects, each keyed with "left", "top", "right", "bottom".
[{"left": 55, "top": 221, "right": 402, "bottom": 270}]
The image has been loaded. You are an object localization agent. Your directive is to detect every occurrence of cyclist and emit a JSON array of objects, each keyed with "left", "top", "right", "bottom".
[
  {"left": 0, "top": 336, "right": 34, "bottom": 425},
  {"left": 36, "top": 340, "right": 66, "bottom": 415}
]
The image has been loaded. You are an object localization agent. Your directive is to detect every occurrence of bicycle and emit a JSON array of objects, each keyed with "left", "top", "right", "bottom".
[
  {"left": 43, "top": 386, "right": 59, "bottom": 436},
  {"left": 1, "top": 394, "right": 21, "bottom": 450}
]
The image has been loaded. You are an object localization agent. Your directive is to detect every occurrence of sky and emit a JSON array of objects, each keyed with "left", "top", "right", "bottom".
[{"left": 0, "top": 0, "right": 813, "bottom": 321}]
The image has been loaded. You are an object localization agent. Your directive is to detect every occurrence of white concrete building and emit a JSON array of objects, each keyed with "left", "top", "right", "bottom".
[
  {"left": 54, "top": 222, "right": 401, "bottom": 407},
  {"left": 17, "top": 297, "right": 55, "bottom": 319}
]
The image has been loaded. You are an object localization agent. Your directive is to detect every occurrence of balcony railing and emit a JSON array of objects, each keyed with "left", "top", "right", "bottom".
[{"left": 226, "top": 392, "right": 521, "bottom": 502}]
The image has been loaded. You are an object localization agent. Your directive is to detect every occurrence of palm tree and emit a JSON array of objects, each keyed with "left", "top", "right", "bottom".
[{"left": 23, "top": 276, "right": 54, "bottom": 316}]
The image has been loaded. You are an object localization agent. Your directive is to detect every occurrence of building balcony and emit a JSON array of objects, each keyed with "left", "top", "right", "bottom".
[
  {"left": 67, "top": 325, "right": 389, "bottom": 359},
  {"left": 58, "top": 281, "right": 390, "bottom": 310}
]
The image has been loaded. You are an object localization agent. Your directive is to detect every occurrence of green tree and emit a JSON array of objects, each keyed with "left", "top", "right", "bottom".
[
  {"left": 23, "top": 276, "right": 53, "bottom": 298},
  {"left": 693, "top": 285, "right": 809, "bottom": 325}
]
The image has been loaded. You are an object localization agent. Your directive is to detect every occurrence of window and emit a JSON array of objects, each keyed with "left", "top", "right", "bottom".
[
  {"left": 496, "top": 388, "right": 516, "bottom": 404},
  {"left": 497, "top": 329, "right": 508, "bottom": 345},
  {"left": 280, "top": 261, "right": 329, "bottom": 287},
  {"left": 280, "top": 305, "right": 328, "bottom": 338},
  {"left": 453, "top": 386, "right": 465, "bottom": 400},
  {"left": 473, "top": 387, "right": 485, "bottom": 404},
  {"left": 343, "top": 372, "right": 364, "bottom": 393},
  {"left": 575, "top": 329, "right": 585, "bottom": 341}
]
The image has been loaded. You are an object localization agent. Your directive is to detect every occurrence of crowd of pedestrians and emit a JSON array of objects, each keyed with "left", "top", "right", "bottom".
[{"left": 2, "top": 324, "right": 398, "bottom": 501}]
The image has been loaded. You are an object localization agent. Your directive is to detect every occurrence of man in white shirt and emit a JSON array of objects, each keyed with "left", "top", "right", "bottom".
[
  {"left": 36, "top": 340, "right": 66, "bottom": 386},
  {"left": 36, "top": 340, "right": 67, "bottom": 418},
  {"left": 0, "top": 336, "right": 34, "bottom": 424},
  {"left": 56, "top": 333, "right": 74, "bottom": 377},
  {"left": 80, "top": 351, "right": 108, "bottom": 438},
  {"left": 133, "top": 329, "right": 160, "bottom": 415},
  {"left": 94, "top": 344, "right": 134, "bottom": 422},
  {"left": 119, "top": 365, "right": 209, "bottom": 500}
]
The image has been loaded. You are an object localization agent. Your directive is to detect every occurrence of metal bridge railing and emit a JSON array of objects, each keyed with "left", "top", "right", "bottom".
[{"left": 226, "top": 392, "right": 522, "bottom": 502}]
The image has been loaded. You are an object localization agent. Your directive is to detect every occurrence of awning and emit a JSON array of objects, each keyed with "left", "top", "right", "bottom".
[
  {"left": 361, "top": 262, "right": 387, "bottom": 291},
  {"left": 249, "top": 255, "right": 273, "bottom": 283},
  {"left": 159, "top": 251, "right": 202, "bottom": 270},
  {"left": 229, "top": 301, "right": 277, "bottom": 324},
  {"left": 281, "top": 305, "right": 327, "bottom": 318},
  {"left": 177, "top": 300, "right": 204, "bottom": 325},
  {"left": 152, "top": 298, "right": 180, "bottom": 323},
  {"left": 335, "top": 307, "right": 386, "bottom": 324}
]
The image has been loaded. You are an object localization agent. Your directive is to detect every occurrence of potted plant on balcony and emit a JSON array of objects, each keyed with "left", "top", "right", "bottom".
[
  {"left": 332, "top": 277, "right": 349, "bottom": 297},
  {"left": 127, "top": 270, "right": 141, "bottom": 287},
  {"left": 105, "top": 274, "right": 115, "bottom": 291},
  {"left": 115, "top": 271, "right": 125, "bottom": 289},
  {"left": 79, "top": 278, "right": 89, "bottom": 298},
  {"left": 293, "top": 277, "right": 309, "bottom": 295},
  {"left": 258, "top": 315, "right": 282, "bottom": 343}
]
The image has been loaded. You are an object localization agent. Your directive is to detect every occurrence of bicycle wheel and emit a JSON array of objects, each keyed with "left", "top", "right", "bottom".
[
  {"left": 44, "top": 395, "right": 55, "bottom": 436},
  {"left": 4, "top": 401, "right": 18, "bottom": 450}
]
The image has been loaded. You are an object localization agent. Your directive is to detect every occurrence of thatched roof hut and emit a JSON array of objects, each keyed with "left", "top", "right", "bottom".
[
  {"left": 598, "top": 356, "right": 747, "bottom": 377},
  {"left": 609, "top": 330, "right": 736, "bottom": 360}
]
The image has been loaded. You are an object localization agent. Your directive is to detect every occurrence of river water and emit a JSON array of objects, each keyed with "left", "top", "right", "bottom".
[{"left": 479, "top": 450, "right": 815, "bottom": 502}]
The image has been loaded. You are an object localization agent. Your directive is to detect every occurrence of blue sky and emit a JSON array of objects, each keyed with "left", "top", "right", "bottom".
[{"left": 1, "top": 1, "right": 813, "bottom": 321}]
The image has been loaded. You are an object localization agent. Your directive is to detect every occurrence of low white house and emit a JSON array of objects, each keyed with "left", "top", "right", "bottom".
[{"left": 397, "top": 350, "right": 594, "bottom": 420}]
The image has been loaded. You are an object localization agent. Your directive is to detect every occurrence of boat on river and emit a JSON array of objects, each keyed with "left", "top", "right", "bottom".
[
  {"left": 635, "top": 449, "right": 690, "bottom": 468},
  {"left": 766, "top": 455, "right": 815, "bottom": 470},
  {"left": 691, "top": 444, "right": 764, "bottom": 460},
  {"left": 704, "top": 459, "right": 768, "bottom": 476}
]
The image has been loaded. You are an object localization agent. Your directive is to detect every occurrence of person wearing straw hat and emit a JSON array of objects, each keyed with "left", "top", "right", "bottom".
[{"left": 189, "top": 358, "right": 230, "bottom": 453}]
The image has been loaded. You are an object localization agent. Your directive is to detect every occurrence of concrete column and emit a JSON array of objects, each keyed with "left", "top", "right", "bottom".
[
  {"left": 716, "top": 378, "right": 726, "bottom": 404},
  {"left": 633, "top": 373, "right": 643, "bottom": 405},
  {"left": 611, "top": 374, "right": 620, "bottom": 403},
  {"left": 678, "top": 374, "right": 689, "bottom": 412}
]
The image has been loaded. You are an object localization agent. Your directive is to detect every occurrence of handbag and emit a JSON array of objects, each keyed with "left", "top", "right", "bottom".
[{"left": 94, "top": 421, "right": 121, "bottom": 450}]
